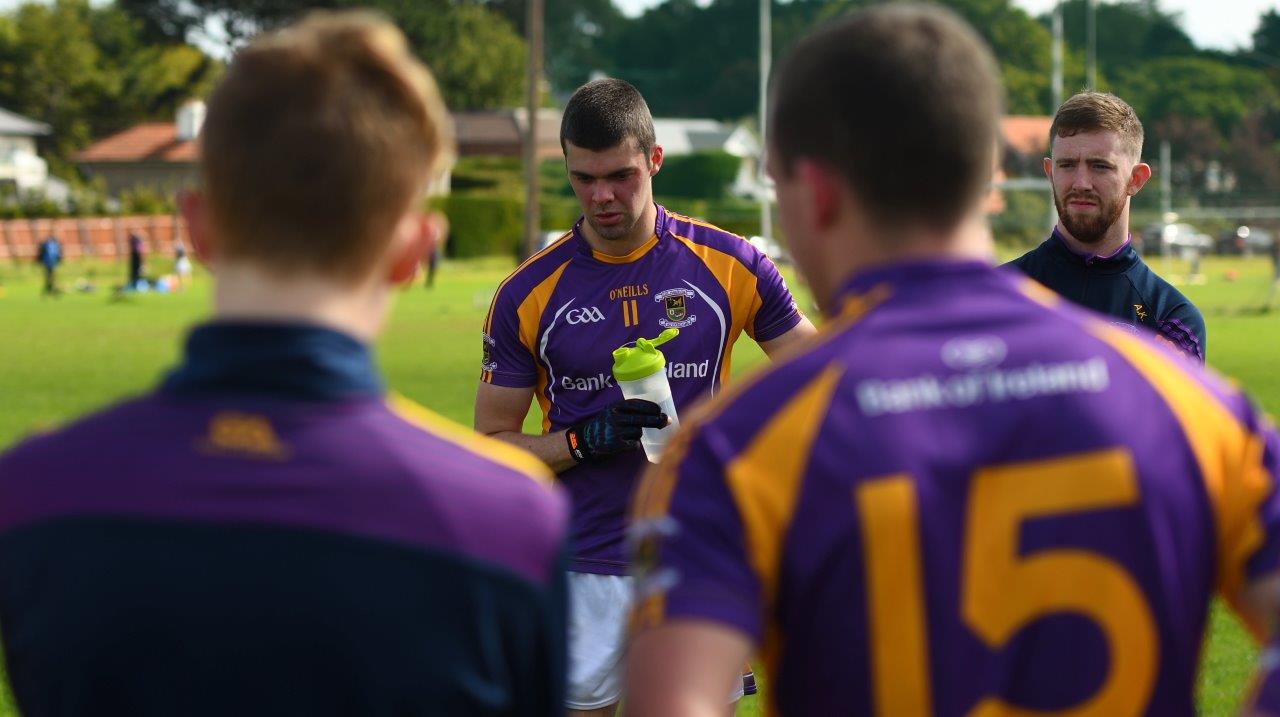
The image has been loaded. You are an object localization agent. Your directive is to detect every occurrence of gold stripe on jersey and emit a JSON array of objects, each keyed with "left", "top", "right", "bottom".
[
  {"left": 671, "top": 234, "right": 760, "bottom": 382},
  {"left": 482, "top": 231, "right": 573, "bottom": 338},
  {"left": 726, "top": 365, "right": 844, "bottom": 608},
  {"left": 387, "top": 393, "right": 554, "bottom": 489},
  {"left": 516, "top": 260, "right": 573, "bottom": 357},
  {"left": 592, "top": 233, "right": 659, "bottom": 264},
  {"left": 1090, "top": 322, "right": 1273, "bottom": 638}
]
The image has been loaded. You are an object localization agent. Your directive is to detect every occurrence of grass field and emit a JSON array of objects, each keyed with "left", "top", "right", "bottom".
[{"left": 0, "top": 253, "right": 1277, "bottom": 715}]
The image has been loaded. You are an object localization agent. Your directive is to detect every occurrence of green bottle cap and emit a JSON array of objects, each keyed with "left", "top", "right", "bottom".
[{"left": 612, "top": 328, "right": 680, "bottom": 382}]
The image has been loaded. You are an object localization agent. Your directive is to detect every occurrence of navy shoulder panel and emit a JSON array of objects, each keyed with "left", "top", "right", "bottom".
[{"left": 0, "top": 518, "right": 566, "bottom": 717}]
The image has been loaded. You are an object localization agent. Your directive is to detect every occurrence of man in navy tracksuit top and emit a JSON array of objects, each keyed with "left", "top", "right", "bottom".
[
  {"left": 0, "top": 13, "right": 569, "bottom": 717},
  {"left": 1007, "top": 92, "right": 1205, "bottom": 362}
]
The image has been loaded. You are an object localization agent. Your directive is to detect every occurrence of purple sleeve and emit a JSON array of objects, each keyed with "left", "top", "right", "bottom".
[
  {"left": 634, "top": 424, "right": 763, "bottom": 644},
  {"left": 481, "top": 286, "right": 538, "bottom": 388},
  {"left": 749, "top": 253, "right": 803, "bottom": 342}
]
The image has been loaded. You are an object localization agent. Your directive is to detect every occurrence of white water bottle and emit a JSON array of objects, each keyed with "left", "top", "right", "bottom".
[{"left": 612, "top": 328, "right": 680, "bottom": 463}]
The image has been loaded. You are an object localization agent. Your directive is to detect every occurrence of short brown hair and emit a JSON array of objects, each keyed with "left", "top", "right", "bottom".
[
  {"left": 770, "top": 4, "right": 1001, "bottom": 231},
  {"left": 1049, "top": 92, "right": 1144, "bottom": 159},
  {"left": 560, "top": 78, "right": 656, "bottom": 157},
  {"left": 200, "top": 11, "right": 454, "bottom": 281}
]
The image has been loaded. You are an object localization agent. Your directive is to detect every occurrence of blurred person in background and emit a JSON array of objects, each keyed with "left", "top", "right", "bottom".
[
  {"left": 0, "top": 12, "right": 568, "bottom": 717},
  {"left": 36, "top": 233, "right": 61, "bottom": 296},
  {"left": 1007, "top": 92, "right": 1206, "bottom": 363},
  {"left": 626, "top": 6, "right": 1280, "bottom": 716},
  {"left": 127, "top": 230, "right": 146, "bottom": 289}
]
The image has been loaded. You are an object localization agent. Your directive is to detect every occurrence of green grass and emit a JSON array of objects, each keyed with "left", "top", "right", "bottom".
[{"left": 0, "top": 254, "right": 1277, "bottom": 715}]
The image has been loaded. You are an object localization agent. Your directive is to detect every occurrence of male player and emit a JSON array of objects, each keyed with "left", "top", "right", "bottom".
[
  {"left": 626, "top": 6, "right": 1280, "bottom": 716},
  {"left": 1008, "top": 92, "right": 1206, "bottom": 362},
  {"left": 474, "top": 78, "right": 815, "bottom": 715},
  {"left": 0, "top": 12, "right": 568, "bottom": 716}
]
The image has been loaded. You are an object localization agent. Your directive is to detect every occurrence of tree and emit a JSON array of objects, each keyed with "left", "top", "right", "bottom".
[
  {"left": 397, "top": 2, "right": 525, "bottom": 110},
  {"left": 1254, "top": 9, "right": 1280, "bottom": 61},
  {"left": 117, "top": 0, "right": 527, "bottom": 110},
  {"left": 0, "top": 0, "right": 112, "bottom": 176},
  {"left": 1115, "top": 56, "right": 1277, "bottom": 140}
]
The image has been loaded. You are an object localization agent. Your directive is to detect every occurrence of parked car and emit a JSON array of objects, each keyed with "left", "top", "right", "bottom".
[
  {"left": 1159, "top": 223, "right": 1212, "bottom": 250},
  {"left": 1216, "top": 225, "right": 1275, "bottom": 255}
]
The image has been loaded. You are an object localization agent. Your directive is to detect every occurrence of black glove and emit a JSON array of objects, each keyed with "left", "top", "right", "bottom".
[{"left": 566, "top": 399, "right": 669, "bottom": 464}]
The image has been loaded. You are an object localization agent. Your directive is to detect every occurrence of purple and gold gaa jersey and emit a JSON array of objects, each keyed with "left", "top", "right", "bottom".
[
  {"left": 482, "top": 204, "right": 802, "bottom": 574},
  {"left": 0, "top": 324, "right": 570, "bottom": 717},
  {"left": 632, "top": 260, "right": 1280, "bottom": 716}
]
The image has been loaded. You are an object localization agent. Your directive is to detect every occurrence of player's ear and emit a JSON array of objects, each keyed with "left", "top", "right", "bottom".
[
  {"left": 1129, "top": 162, "right": 1153, "bottom": 196},
  {"left": 386, "top": 211, "right": 444, "bottom": 286},
  {"left": 797, "top": 159, "right": 839, "bottom": 231},
  {"left": 1042, "top": 156, "right": 1053, "bottom": 180},
  {"left": 649, "top": 144, "right": 663, "bottom": 176},
  {"left": 177, "top": 189, "right": 214, "bottom": 267}
]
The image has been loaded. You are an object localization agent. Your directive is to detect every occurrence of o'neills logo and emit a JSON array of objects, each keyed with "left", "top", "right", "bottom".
[
  {"left": 655, "top": 288, "right": 697, "bottom": 329},
  {"left": 610, "top": 283, "right": 649, "bottom": 301}
]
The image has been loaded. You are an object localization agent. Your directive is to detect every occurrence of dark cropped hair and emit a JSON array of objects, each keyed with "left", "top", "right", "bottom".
[
  {"left": 770, "top": 4, "right": 1002, "bottom": 232},
  {"left": 560, "top": 78, "right": 656, "bottom": 157}
]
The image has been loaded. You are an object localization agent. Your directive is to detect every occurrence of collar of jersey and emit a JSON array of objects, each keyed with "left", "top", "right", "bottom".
[
  {"left": 1048, "top": 227, "right": 1138, "bottom": 272},
  {"left": 832, "top": 258, "right": 996, "bottom": 312},
  {"left": 161, "top": 321, "right": 384, "bottom": 401},
  {"left": 575, "top": 203, "right": 668, "bottom": 264}
]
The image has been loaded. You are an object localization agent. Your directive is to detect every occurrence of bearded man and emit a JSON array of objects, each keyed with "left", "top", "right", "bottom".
[{"left": 1007, "top": 92, "right": 1205, "bottom": 362}]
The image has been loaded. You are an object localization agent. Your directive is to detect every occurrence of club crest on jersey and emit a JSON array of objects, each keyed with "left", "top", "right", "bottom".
[
  {"left": 481, "top": 332, "right": 497, "bottom": 372},
  {"left": 655, "top": 288, "right": 697, "bottom": 329}
]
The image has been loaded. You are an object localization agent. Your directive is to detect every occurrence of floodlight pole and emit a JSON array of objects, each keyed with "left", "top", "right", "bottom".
[
  {"left": 758, "top": 0, "right": 772, "bottom": 241},
  {"left": 1052, "top": 2, "right": 1064, "bottom": 110},
  {"left": 1085, "top": 0, "right": 1097, "bottom": 90},
  {"left": 522, "top": 0, "right": 545, "bottom": 260}
]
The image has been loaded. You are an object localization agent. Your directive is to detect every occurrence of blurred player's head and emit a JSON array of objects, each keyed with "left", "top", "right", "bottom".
[
  {"left": 1044, "top": 92, "right": 1151, "bottom": 245},
  {"left": 768, "top": 4, "right": 1001, "bottom": 310},
  {"left": 560, "top": 78, "right": 663, "bottom": 243},
  {"left": 182, "top": 10, "right": 452, "bottom": 291}
]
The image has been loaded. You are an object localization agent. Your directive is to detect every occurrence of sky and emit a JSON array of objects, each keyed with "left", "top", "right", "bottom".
[{"left": 615, "top": 0, "right": 1279, "bottom": 52}]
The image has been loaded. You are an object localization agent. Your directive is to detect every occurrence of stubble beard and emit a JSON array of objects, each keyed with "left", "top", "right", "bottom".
[
  {"left": 1054, "top": 187, "right": 1126, "bottom": 245},
  {"left": 587, "top": 208, "right": 640, "bottom": 242}
]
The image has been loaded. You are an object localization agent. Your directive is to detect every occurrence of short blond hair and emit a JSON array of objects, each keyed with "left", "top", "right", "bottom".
[
  {"left": 1049, "top": 91, "right": 1144, "bottom": 159},
  {"left": 200, "top": 11, "right": 454, "bottom": 281}
]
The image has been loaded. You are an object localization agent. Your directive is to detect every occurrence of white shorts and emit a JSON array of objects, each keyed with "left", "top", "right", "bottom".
[
  {"left": 565, "top": 572, "right": 746, "bottom": 710},
  {"left": 175, "top": 257, "right": 192, "bottom": 276}
]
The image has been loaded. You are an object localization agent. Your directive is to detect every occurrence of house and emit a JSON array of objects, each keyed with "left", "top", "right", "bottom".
[
  {"left": 0, "top": 106, "right": 68, "bottom": 202},
  {"left": 652, "top": 118, "right": 762, "bottom": 198},
  {"left": 77, "top": 101, "right": 452, "bottom": 197},
  {"left": 74, "top": 102, "right": 202, "bottom": 196},
  {"left": 453, "top": 108, "right": 562, "bottom": 160}
]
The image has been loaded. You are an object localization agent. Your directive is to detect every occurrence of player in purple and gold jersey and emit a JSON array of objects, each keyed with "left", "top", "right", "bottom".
[
  {"left": 475, "top": 79, "right": 816, "bottom": 714},
  {"left": 627, "top": 6, "right": 1280, "bottom": 717},
  {"left": 0, "top": 13, "right": 568, "bottom": 717}
]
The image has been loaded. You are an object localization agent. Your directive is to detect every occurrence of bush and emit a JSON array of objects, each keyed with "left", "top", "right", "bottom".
[
  {"left": 654, "top": 151, "right": 741, "bottom": 199},
  {"left": 434, "top": 195, "right": 522, "bottom": 258},
  {"left": 991, "top": 190, "right": 1053, "bottom": 249}
]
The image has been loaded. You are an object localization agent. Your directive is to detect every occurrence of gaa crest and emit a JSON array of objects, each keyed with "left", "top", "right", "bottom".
[{"left": 655, "top": 288, "right": 697, "bottom": 329}]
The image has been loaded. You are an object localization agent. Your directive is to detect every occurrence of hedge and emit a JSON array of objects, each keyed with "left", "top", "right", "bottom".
[{"left": 654, "top": 151, "right": 742, "bottom": 199}]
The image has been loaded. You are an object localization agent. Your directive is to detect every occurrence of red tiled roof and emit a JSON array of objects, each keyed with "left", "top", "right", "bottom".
[
  {"left": 75, "top": 123, "right": 198, "bottom": 164},
  {"left": 1002, "top": 115, "right": 1052, "bottom": 156}
]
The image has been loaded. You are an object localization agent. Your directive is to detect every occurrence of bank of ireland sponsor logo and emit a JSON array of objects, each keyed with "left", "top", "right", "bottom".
[
  {"left": 566, "top": 305, "right": 607, "bottom": 325},
  {"left": 655, "top": 287, "right": 697, "bottom": 329},
  {"left": 481, "top": 332, "right": 497, "bottom": 371}
]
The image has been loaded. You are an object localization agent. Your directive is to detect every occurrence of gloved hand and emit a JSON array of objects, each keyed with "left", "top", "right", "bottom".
[{"left": 566, "top": 399, "right": 669, "bottom": 464}]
